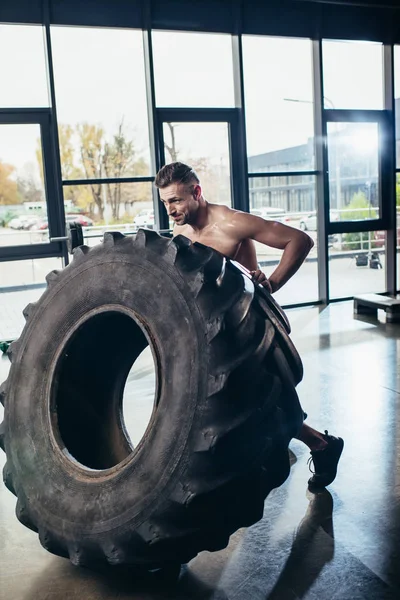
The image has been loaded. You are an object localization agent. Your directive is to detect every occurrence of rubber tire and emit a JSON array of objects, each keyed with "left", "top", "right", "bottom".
[
  {"left": 66, "top": 222, "right": 84, "bottom": 254},
  {"left": 0, "top": 230, "right": 304, "bottom": 568}
]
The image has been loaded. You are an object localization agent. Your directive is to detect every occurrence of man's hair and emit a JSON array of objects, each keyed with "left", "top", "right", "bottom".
[{"left": 155, "top": 162, "right": 200, "bottom": 189}]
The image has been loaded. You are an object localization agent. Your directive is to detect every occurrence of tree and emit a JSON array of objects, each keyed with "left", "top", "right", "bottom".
[
  {"left": 340, "top": 191, "right": 377, "bottom": 221},
  {"left": 16, "top": 163, "right": 44, "bottom": 205},
  {"left": 37, "top": 121, "right": 151, "bottom": 223},
  {"left": 58, "top": 124, "right": 77, "bottom": 180},
  {"left": 36, "top": 125, "right": 92, "bottom": 215},
  {"left": 120, "top": 157, "right": 151, "bottom": 216},
  {"left": 77, "top": 123, "right": 105, "bottom": 221},
  {"left": 0, "top": 161, "right": 19, "bottom": 205},
  {"left": 164, "top": 122, "right": 179, "bottom": 162},
  {"left": 341, "top": 192, "right": 377, "bottom": 251},
  {"left": 103, "top": 121, "right": 135, "bottom": 220}
]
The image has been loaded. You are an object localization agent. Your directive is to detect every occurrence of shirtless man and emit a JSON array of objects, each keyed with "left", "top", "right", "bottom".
[{"left": 155, "top": 162, "right": 343, "bottom": 489}]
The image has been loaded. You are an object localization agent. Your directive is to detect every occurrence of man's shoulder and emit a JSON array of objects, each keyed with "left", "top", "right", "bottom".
[
  {"left": 210, "top": 204, "right": 255, "bottom": 225},
  {"left": 209, "top": 203, "right": 240, "bottom": 219}
]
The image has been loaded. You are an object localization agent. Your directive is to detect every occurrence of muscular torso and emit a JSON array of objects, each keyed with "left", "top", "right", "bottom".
[{"left": 173, "top": 204, "right": 259, "bottom": 271}]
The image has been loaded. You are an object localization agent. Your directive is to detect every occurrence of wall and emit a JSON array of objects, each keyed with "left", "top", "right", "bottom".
[{"left": 0, "top": 0, "right": 399, "bottom": 42}]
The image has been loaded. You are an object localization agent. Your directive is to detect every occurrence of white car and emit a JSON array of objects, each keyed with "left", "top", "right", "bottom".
[
  {"left": 133, "top": 209, "right": 175, "bottom": 230},
  {"left": 8, "top": 215, "right": 41, "bottom": 230},
  {"left": 299, "top": 211, "right": 340, "bottom": 231},
  {"left": 133, "top": 209, "right": 155, "bottom": 229}
]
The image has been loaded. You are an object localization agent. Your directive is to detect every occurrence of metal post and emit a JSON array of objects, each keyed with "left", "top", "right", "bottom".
[
  {"left": 231, "top": 1, "right": 249, "bottom": 213},
  {"left": 383, "top": 44, "right": 397, "bottom": 295},
  {"left": 312, "top": 39, "right": 329, "bottom": 304},
  {"left": 43, "top": 0, "right": 69, "bottom": 266},
  {"left": 142, "top": 3, "right": 169, "bottom": 232}
]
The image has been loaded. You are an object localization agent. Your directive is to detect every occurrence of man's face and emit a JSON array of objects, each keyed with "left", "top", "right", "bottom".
[{"left": 159, "top": 182, "right": 201, "bottom": 226}]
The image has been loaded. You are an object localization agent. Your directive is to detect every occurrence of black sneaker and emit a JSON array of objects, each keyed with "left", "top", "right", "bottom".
[{"left": 307, "top": 431, "right": 344, "bottom": 489}]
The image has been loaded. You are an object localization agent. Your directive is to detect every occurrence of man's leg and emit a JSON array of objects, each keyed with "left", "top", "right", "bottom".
[
  {"left": 277, "top": 385, "right": 343, "bottom": 489},
  {"left": 295, "top": 422, "right": 344, "bottom": 489},
  {"left": 296, "top": 423, "right": 329, "bottom": 451}
]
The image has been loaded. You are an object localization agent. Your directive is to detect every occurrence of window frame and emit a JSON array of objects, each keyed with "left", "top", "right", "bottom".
[{"left": 0, "top": 108, "right": 65, "bottom": 263}]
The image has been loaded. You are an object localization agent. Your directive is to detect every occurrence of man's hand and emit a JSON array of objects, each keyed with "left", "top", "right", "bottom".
[
  {"left": 231, "top": 211, "right": 314, "bottom": 292},
  {"left": 250, "top": 269, "right": 273, "bottom": 293}
]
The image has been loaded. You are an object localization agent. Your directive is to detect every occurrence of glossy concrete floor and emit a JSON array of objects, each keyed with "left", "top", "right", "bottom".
[{"left": 0, "top": 300, "right": 399, "bottom": 599}]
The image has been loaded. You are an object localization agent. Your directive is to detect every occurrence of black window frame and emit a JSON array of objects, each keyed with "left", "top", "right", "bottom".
[{"left": 0, "top": 108, "right": 65, "bottom": 263}]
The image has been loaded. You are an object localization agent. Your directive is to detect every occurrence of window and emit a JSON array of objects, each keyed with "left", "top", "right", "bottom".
[
  {"left": 0, "top": 124, "right": 49, "bottom": 247},
  {"left": 0, "top": 24, "right": 49, "bottom": 108},
  {"left": 322, "top": 40, "right": 383, "bottom": 110},
  {"left": 51, "top": 26, "right": 151, "bottom": 181},
  {"left": 51, "top": 26, "right": 153, "bottom": 238},
  {"left": 0, "top": 257, "right": 63, "bottom": 289},
  {"left": 326, "top": 121, "right": 380, "bottom": 220},
  {"left": 162, "top": 121, "right": 232, "bottom": 207},
  {"left": 152, "top": 31, "right": 235, "bottom": 108},
  {"left": 329, "top": 231, "right": 385, "bottom": 299},
  {"left": 243, "top": 36, "right": 315, "bottom": 172},
  {"left": 62, "top": 182, "right": 153, "bottom": 238},
  {"left": 395, "top": 46, "right": 400, "bottom": 169},
  {"left": 250, "top": 175, "right": 318, "bottom": 306}
]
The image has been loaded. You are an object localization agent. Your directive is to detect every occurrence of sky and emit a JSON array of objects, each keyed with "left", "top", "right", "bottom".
[{"left": 0, "top": 24, "right": 399, "bottom": 182}]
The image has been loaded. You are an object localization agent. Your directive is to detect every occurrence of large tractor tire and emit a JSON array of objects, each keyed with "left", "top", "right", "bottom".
[{"left": 0, "top": 230, "right": 304, "bottom": 569}]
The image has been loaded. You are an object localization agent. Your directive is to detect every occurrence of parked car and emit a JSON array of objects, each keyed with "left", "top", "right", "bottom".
[
  {"left": 299, "top": 211, "right": 340, "bottom": 231},
  {"left": 23, "top": 217, "right": 43, "bottom": 230},
  {"left": 7, "top": 216, "right": 25, "bottom": 229},
  {"left": 8, "top": 215, "right": 40, "bottom": 230},
  {"left": 65, "top": 214, "right": 94, "bottom": 227},
  {"left": 34, "top": 217, "right": 49, "bottom": 231},
  {"left": 133, "top": 209, "right": 155, "bottom": 229},
  {"left": 30, "top": 214, "right": 93, "bottom": 232},
  {"left": 373, "top": 229, "right": 400, "bottom": 247}
]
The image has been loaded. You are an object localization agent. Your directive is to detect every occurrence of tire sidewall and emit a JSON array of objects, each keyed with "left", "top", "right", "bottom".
[{"left": 6, "top": 243, "right": 208, "bottom": 539}]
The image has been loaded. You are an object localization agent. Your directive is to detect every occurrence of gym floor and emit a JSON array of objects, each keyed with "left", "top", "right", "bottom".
[{"left": 0, "top": 299, "right": 399, "bottom": 599}]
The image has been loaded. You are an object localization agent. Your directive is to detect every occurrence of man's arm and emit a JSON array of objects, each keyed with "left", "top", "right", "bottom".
[{"left": 231, "top": 212, "right": 314, "bottom": 293}]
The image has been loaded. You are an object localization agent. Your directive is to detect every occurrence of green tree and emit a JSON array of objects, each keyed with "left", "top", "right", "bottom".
[
  {"left": 0, "top": 161, "right": 19, "bottom": 205},
  {"left": 0, "top": 209, "right": 19, "bottom": 227},
  {"left": 340, "top": 191, "right": 377, "bottom": 221},
  {"left": 341, "top": 191, "right": 377, "bottom": 251}
]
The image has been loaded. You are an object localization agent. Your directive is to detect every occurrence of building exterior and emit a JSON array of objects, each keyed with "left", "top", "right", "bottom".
[{"left": 248, "top": 98, "right": 400, "bottom": 215}]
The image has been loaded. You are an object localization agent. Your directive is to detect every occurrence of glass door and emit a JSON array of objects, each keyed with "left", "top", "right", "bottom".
[
  {"left": 0, "top": 110, "right": 64, "bottom": 262},
  {"left": 0, "top": 122, "right": 49, "bottom": 247},
  {"left": 156, "top": 108, "right": 246, "bottom": 231},
  {"left": 324, "top": 110, "right": 393, "bottom": 299}
]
